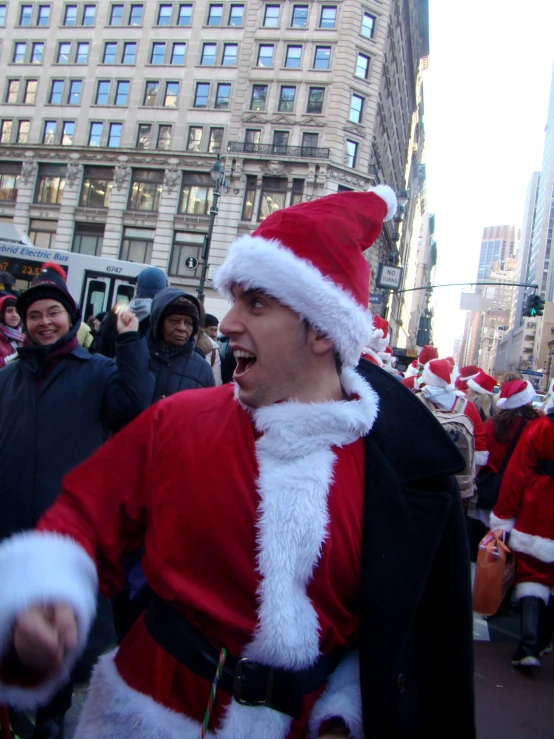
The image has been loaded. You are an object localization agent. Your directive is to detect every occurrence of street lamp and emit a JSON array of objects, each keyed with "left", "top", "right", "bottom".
[{"left": 197, "top": 155, "right": 229, "bottom": 304}]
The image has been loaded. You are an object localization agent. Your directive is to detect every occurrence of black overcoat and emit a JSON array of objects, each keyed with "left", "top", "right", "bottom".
[{"left": 357, "top": 359, "right": 474, "bottom": 738}]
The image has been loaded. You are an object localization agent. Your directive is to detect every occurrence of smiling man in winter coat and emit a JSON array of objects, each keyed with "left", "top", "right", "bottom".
[{"left": 0, "top": 191, "right": 474, "bottom": 739}]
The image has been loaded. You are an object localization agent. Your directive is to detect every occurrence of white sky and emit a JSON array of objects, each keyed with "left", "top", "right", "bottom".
[{"left": 424, "top": 0, "right": 554, "bottom": 356}]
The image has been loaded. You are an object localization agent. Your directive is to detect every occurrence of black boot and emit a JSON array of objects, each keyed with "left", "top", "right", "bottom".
[
  {"left": 539, "top": 595, "right": 554, "bottom": 657},
  {"left": 512, "top": 596, "right": 543, "bottom": 669}
]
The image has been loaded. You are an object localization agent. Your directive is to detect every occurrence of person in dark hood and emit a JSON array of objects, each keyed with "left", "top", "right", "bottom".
[
  {"left": 0, "top": 263, "right": 153, "bottom": 739},
  {"left": 0, "top": 294, "right": 24, "bottom": 368},
  {"left": 147, "top": 287, "right": 215, "bottom": 402},
  {"left": 0, "top": 270, "right": 19, "bottom": 298}
]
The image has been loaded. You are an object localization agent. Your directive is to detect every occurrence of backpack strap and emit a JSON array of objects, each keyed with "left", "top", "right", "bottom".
[{"left": 498, "top": 418, "right": 527, "bottom": 477}]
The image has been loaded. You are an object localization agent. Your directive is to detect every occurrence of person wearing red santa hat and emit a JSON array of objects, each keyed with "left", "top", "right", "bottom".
[
  {"left": 0, "top": 188, "right": 475, "bottom": 738},
  {"left": 489, "top": 380, "right": 554, "bottom": 669},
  {"left": 455, "top": 365, "right": 481, "bottom": 394},
  {"left": 400, "top": 345, "right": 439, "bottom": 390},
  {"left": 466, "top": 370, "right": 497, "bottom": 422},
  {"left": 360, "top": 316, "right": 399, "bottom": 376}
]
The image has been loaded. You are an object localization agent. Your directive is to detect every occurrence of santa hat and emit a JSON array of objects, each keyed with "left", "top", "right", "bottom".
[
  {"left": 445, "top": 356, "right": 455, "bottom": 366},
  {"left": 361, "top": 315, "right": 391, "bottom": 368},
  {"left": 459, "top": 365, "right": 480, "bottom": 380},
  {"left": 421, "top": 359, "right": 458, "bottom": 390},
  {"left": 16, "top": 262, "right": 77, "bottom": 323},
  {"left": 405, "top": 360, "right": 420, "bottom": 378},
  {"left": 418, "top": 345, "right": 439, "bottom": 365},
  {"left": 496, "top": 380, "right": 535, "bottom": 410},
  {"left": 467, "top": 371, "right": 497, "bottom": 395},
  {"left": 215, "top": 186, "right": 397, "bottom": 368}
]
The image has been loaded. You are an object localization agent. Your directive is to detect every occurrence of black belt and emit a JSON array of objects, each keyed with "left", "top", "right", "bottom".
[
  {"left": 143, "top": 593, "right": 338, "bottom": 721},
  {"left": 537, "top": 459, "right": 554, "bottom": 476}
]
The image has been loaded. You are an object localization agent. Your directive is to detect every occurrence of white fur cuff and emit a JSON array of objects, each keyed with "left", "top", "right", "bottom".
[
  {"left": 474, "top": 451, "right": 489, "bottom": 467},
  {"left": 489, "top": 513, "right": 516, "bottom": 532},
  {"left": 509, "top": 529, "right": 554, "bottom": 563},
  {"left": 308, "top": 652, "right": 363, "bottom": 739},
  {"left": 0, "top": 531, "right": 98, "bottom": 708}
]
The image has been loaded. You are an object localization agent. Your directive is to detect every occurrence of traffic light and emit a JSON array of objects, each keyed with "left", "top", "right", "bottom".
[{"left": 524, "top": 294, "right": 545, "bottom": 317}]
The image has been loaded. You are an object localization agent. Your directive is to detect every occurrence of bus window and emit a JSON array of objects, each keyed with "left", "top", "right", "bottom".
[
  {"left": 84, "top": 279, "right": 107, "bottom": 320},
  {"left": 115, "top": 283, "right": 134, "bottom": 307}
]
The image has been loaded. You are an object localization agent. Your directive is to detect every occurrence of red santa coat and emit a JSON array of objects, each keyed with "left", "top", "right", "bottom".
[
  {"left": 490, "top": 416, "right": 554, "bottom": 601},
  {"left": 0, "top": 368, "right": 378, "bottom": 739}
]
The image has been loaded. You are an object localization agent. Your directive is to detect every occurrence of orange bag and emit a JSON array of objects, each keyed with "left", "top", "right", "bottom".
[{"left": 473, "top": 534, "right": 515, "bottom": 617}]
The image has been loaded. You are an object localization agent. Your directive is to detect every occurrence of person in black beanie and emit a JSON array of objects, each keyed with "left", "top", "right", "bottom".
[{"left": 0, "top": 262, "right": 153, "bottom": 739}]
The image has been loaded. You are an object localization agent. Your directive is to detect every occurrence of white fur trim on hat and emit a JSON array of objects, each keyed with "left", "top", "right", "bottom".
[
  {"left": 367, "top": 185, "right": 397, "bottom": 221},
  {"left": 467, "top": 378, "right": 494, "bottom": 395},
  {"left": 215, "top": 235, "right": 371, "bottom": 368},
  {"left": 496, "top": 381, "right": 535, "bottom": 409},
  {"left": 420, "top": 363, "right": 455, "bottom": 390}
]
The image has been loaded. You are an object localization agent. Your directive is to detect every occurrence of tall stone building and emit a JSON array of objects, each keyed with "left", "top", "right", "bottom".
[{"left": 0, "top": 0, "right": 429, "bottom": 317}]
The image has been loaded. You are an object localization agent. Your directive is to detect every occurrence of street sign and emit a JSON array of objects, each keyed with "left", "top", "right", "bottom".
[
  {"left": 369, "top": 293, "right": 382, "bottom": 304},
  {"left": 184, "top": 256, "right": 198, "bottom": 271},
  {"left": 522, "top": 370, "right": 543, "bottom": 376},
  {"left": 376, "top": 264, "right": 403, "bottom": 290}
]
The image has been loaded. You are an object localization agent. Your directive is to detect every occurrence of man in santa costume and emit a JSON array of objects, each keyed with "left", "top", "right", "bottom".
[
  {"left": 0, "top": 188, "right": 475, "bottom": 738},
  {"left": 400, "top": 345, "right": 438, "bottom": 390},
  {"left": 454, "top": 365, "right": 481, "bottom": 395},
  {"left": 360, "top": 316, "right": 399, "bottom": 376}
]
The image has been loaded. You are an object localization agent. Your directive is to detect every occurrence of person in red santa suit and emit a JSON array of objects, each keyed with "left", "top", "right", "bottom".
[
  {"left": 0, "top": 188, "right": 475, "bottom": 739},
  {"left": 489, "top": 380, "right": 554, "bottom": 669},
  {"left": 400, "top": 344, "right": 438, "bottom": 390},
  {"left": 454, "top": 365, "right": 481, "bottom": 395}
]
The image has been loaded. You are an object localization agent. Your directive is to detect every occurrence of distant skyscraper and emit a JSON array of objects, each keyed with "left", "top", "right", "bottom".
[
  {"left": 513, "top": 171, "right": 540, "bottom": 328},
  {"left": 476, "top": 225, "right": 517, "bottom": 282}
]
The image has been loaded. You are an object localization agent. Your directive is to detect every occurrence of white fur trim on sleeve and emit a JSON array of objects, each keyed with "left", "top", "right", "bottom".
[
  {"left": 489, "top": 513, "right": 516, "bottom": 533},
  {"left": 474, "top": 451, "right": 489, "bottom": 467},
  {"left": 0, "top": 531, "right": 98, "bottom": 708},
  {"left": 367, "top": 185, "right": 397, "bottom": 221},
  {"left": 308, "top": 651, "right": 363, "bottom": 739},
  {"left": 508, "top": 529, "right": 554, "bottom": 563}
]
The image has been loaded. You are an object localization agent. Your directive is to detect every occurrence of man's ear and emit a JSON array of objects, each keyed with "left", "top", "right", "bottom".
[{"left": 310, "top": 329, "right": 335, "bottom": 356}]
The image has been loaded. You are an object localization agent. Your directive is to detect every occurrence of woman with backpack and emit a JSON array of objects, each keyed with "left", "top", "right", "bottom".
[{"left": 489, "top": 379, "right": 553, "bottom": 669}]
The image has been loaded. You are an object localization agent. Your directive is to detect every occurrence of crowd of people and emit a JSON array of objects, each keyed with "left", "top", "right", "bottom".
[{"left": 0, "top": 184, "right": 551, "bottom": 739}]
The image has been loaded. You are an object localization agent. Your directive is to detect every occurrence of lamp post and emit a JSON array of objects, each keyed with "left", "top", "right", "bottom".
[
  {"left": 197, "top": 155, "right": 229, "bottom": 304},
  {"left": 381, "top": 188, "right": 409, "bottom": 324}
]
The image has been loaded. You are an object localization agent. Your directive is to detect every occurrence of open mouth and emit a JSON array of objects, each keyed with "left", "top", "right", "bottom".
[{"left": 234, "top": 349, "right": 257, "bottom": 378}]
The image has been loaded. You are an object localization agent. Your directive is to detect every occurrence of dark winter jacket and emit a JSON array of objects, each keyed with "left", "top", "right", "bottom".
[
  {"left": 147, "top": 288, "right": 215, "bottom": 402},
  {"left": 0, "top": 329, "right": 153, "bottom": 540}
]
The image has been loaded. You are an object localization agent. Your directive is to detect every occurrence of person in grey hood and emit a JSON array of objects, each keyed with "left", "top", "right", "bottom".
[
  {"left": 147, "top": 287, "right": 215, "bottom": 402},
  {"left": 129, "top": 266, "right": 169, "bottom": 338}
]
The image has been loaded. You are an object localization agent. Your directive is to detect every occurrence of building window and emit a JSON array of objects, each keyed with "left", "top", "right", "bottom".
[
  {"left": 43, "top": 120, "right": 57, "bottom": 144},
  {"left": 6, "top": 80, "right": 21, "bottom": 104},
  {"left": 0, "top": 4, "right": 6, "bottom": 25},
  {"left": 241, "top": 175, "right": 257, "bottom": 220},
  {"left": 61, "top": 121, "right": 75, "bottom": 145},
  {"left": 171, "top": 42, "right": 186, "bottom": 64},
  {"left": 278, "top": 86, "right": 295, "bottom": 112},
  {"left": 82, "top": 4, "right": 96, "bottom": 25},
  {"left": 285, "top": 45, "right": 302, "bottom": 68},
  {"left": 80, "top": 166, "right": 114, "bottom": 207},
  {"left": 207, "top": 4, "right": 222, "bottom": 25},
  {"left": 259, "top": 177, "right": 287, "bottom": 221},
  {"left": 201, "top": 43, "right": 216, "bottom": 65},
  {"left": 157, "top": 124, "right": 172, "bottom": 150},
  {"left": 150, "top": 42, "right": 166, "bottom": 64},
  {"left": 115, "top": 80, "right": 130, "bottom": 105},
  {"left": 120, "top": 227, "right": 155, "bottom": 263},
  {"left": 37, "top": 4, "right": 50, "bottom": 25},
  {"left": 291, "top": 5, "right": 307, "bottom": 27},
  {"left": 291, "top": 178, "right": 304, "bottom": 206},
  {"left": 215, "top": 83, "right": 231, "bottom": 109},
  {"left": 17, "top": 120, "right": 30, "bottom": 143},
  {"left": 49, "top": 80, "right": 64, "bottom": 105},
  {"left": 13, "top": 43, "right": 26, "bottom": 63},
  {"left": 169, "top": 232, "right": 204, "bottom": 278},
  {"left": 250, "top": 84, "right": 267, "bottom": 111},
  {"left": 136, "top": 123, "right": 152, "bottom": 149},
  {"left": 272, "top": 130, "right": 289, "bottom": 154},
  {"left": 88, "top": 121, "right": 103, "bottom": 146},
  {"left": 109, "top": 4, "right": 124, "bottom": 24},
  {"left": 320, "top": 6, "right": 336, "bottom": 28},
  {"left": 313, "top": 46, "right": 331, "bottom": 69},
  {"left": 76, "top": 42, "right": 90, "bottom": 64},
  {"left": 177, "top": 3, "right": 192, "bottom": 24},
  {"left": 68, "top": 80, "right": 83, "bottom": 105},
  {"left": 129, "top": 4, "right": 143, "bottom": 24},
  {"left": 244, "top": 129, "right": 261, "bottom": 148},
  {"left": 122, "top": 42, "right": 137, "bottom": 64},
  {"left": 306, "top": 86, "right": 324, "bottom": 114},
  {"left": 29, "top": 219, "right": 57, "bottom": 247},
  {"left": 361, "top": 12, "right": 375, "bottom": 38},
  {"left": 72, "top": 223, "right": 105, "bottom": 256},
  {"left": 355, "top": 52, "right": 369, "bottom": 79},
  {"left": 345, "top": 139, "right": 358, "bottom": 167},
  {"left": 301, "top": 132, "right": 318, "bottom": 154},
  {"left": 128, "top": 169, "right": 164, "bottom": 211},
  {"left": 257, "top": 44, "right": 274, "bottom": 67},
  {"left": 208, "top": 127, "right": 223, "bottom": 153},
  {"left": 157, "top": 3, "right": 172, "bottom": 24},
  {"left": 349, "top": 93, "right": 364, "bottom": 123},
  {"left": 103, "top": 42, "right": 117, "bottom": 64},
  {"left": 194, "top": 82, "right": 209, "bottom": 107},
  {"left": 179, "top": 172, "right": 214, "bottom": 215},
  {"left": 31, "top": 42, "right": 44, "bottom": 64},
  {"left": 222, "top": 43, "right": 238, "bottom": 65},
  {"left": 0, "top": 120, "right": 13, "bottom": 144},
  {"left": 36, "top": 164, "right": 66, "bottom": 204},
  {"left": 229, "top": 4, "right": 243, "bottom": 25},
  {"left": 57, "top": 42, "right": 71, "bottom": 63},
  {"left": 144, "top": 81, "right": 159, "bottom": 106},
  {"left": 64, "top": 4, "right": 78, "bottom": 25},
  {"left": 95, "top": 80, "right": 111, "bottom": 105},
  {"left": 0, "top": 163, "right": 21, "bottom": 200},
  {"left": 263, "top": 4, "right": 279, "bottom": 27},
  {"left": 108, "top": 122, "right": 122, "bottom": 147},
  {"left": 19, "top": 4, "right": 32, "bottom": 25},
  {"left": 187, "top": 126, "right": 203, "bottom": 151},
  {"left": 24, "top": 80, "right": 38, "bottom": 104},
  {"left": 164, "top": 81, "right": 179, "bottom": 107}
]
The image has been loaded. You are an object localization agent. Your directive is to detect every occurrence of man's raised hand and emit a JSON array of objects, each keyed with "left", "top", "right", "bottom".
[{"left": 13, "top": 603, "right": 78, "bottom": 673}]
